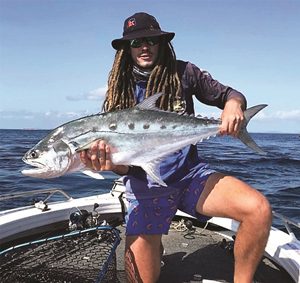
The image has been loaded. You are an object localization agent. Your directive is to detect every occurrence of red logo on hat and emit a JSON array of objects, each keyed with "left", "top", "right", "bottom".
[{"left": 127, "top": 18, "right": 136, "bottom": 28}]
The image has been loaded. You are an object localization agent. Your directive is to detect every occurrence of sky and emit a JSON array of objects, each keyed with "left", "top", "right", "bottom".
[{"left": 0, "top": 0, "right": 299, "bottom": 133}]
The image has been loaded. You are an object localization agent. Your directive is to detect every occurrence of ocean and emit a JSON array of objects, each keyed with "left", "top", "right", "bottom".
[{"left": 0, "top": 129, "right": 299, "bottom": 235}]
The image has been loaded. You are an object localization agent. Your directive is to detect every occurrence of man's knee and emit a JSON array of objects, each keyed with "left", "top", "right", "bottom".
[
  {"left": 245, "top": 192, "right": 272, "bottom": 229},
  {"left": 256, "top": 195, "right": 272, "bottom": 226}
]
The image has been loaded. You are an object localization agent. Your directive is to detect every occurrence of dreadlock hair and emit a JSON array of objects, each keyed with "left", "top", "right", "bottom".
[{"left": 102, "top": 37, "right": 182, "bottom": 112}]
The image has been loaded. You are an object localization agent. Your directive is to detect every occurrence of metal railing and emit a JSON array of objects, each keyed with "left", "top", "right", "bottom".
[
  {"left": 0, "top": 188, "right": 72, "bottom": 203},
  {"left": 273, "top": 211, "right": 300, "bottom": 240}
]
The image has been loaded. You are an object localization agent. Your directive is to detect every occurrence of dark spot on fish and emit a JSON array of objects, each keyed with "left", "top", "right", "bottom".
[
  {"left": 143, "top": 124, "right": 150, "bottom": 129},
  {"left": 160, "top": 125, "right": 166, "bottom": 129},
  {"left": 109, "top": 123, "right": 117, "bottom": 131},
  {"left": 128, "top": 123, "right": 135, "bottom": 130},
  {"left": 172, "top": 125, "right": 177, "bottom": 129},
  {"left": 92, "top": 127, "right": 97, "bottom": 132}
]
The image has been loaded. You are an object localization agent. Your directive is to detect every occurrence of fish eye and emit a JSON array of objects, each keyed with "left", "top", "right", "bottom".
[{"left": 30, "top": 150, "right": 39, "bottom": 159}]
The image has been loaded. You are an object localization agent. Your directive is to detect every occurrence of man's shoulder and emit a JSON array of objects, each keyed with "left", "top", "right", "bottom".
[
  {"left": 176, "top": 60, "right": 201, "bottom": 72},
  {"left": 176, "top": 60, "right": 191, "bottom": 76},
  {"left": 177, "top": 60, "right": 211, "bottom": 78},
  {"left": 176, "top": 59, "right": 189, "bottom": 69},
  {"left": 176, "top": 60, "right": 201, "bottom": 77}
]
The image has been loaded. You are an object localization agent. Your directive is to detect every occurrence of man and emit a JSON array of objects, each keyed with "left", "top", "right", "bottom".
[{"left": 81, "top": 12, "right": 272, "bottom": 283}]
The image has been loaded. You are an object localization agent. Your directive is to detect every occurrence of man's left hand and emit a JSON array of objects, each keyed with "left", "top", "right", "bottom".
[{"left": 220, "top": 99, "right": 245, "bottom": 137}]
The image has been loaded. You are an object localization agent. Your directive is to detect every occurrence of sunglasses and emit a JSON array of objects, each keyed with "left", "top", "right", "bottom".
[{"left": 129, "top": 37, "right": 160, "bottom": 48}]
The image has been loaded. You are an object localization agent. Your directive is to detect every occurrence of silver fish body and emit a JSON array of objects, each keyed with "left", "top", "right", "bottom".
[{"left": 22, "top": 93, "right": 267, "bottom": 186}]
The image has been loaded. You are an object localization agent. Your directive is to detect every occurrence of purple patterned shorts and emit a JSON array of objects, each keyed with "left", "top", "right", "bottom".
[{"left": 123, "top": 172, "right": 213, "bottom": 235}]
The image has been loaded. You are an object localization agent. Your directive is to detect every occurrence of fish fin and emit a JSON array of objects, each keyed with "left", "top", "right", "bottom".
[
  {"left": 238, "top": 104, "right": 268, "bottom": 155},
  {"left": 61, "top": 139, "right": 81, "bottom": 154},
  {"left": 135, "top": 92, "right": 165, "bottom": 110},
  {"left": 75, "top": 139, "right": 104, "bottom": 152},
  {"left": 61, "top": 138, "right": 93, "bottom": 154},
  {"left": 192, "top": 137, "right": 204, "bottom": 145},
  {"left": 81, "top": 169, "right": 105, "bottom": 179},
  {"left": 75, "top": 143, "right": 94, "bottom": 152},
  {"left": 141, "top": 161, "right": 167, "bottom": 187}
]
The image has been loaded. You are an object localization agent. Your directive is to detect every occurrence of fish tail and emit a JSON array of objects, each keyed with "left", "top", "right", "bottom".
[{"left": 238, "top": 104, "right": 268, "bottom": 155}]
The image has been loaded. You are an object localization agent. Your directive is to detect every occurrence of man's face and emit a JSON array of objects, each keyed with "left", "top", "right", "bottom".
[{"left": 130, "top": 37, "right": 160, "bottom": 69}]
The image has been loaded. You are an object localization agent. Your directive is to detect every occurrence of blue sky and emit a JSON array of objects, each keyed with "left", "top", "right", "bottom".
[{"left": 0, "top": 0, "right": 299, "bottom": 133}]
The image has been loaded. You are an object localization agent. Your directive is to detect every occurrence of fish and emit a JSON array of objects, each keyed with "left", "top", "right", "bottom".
[{"left": 22, "top": 93, "right": 267, "bottom": 186}]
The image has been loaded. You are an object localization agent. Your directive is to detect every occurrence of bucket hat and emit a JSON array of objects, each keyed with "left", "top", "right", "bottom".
[{"left": 111, "top": 12, "right": 175, "bottom": 50}]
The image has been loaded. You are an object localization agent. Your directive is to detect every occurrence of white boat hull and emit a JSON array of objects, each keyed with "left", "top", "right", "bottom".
[{"left": 0, "top": 181, "right": 299, "bottom": 282}]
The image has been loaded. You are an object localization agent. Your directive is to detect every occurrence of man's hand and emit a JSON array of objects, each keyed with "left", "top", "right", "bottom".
[
  {"left": 80, "top": 140, "right": 129, "bottom": 175},
  {"left": 220, "top": 99, "right": 245, "bottom": 137}
]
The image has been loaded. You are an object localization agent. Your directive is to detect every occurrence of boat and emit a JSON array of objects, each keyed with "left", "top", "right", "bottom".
[{"left": 0, "top": 178, "right": 299, "bottom": 283}]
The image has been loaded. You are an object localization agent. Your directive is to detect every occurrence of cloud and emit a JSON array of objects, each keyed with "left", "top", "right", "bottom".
[
  {"left": 256, "top": 109, "right": 300, "bottom": 120},
  {"left": 0, "top": 110, "right": 36, "bottom": 119},
  {"left": 44, "top": 111, "right": 83, "bottom": 119},
  {"left": 274, "top": 110, "right": 300, "bottom": 120},
  {"left": 1, "top": 107, "right": 299, "bottom": 132},
  {"left": 196, "top": 106, "right": 300, "bottom": 121},
  {"left": 66, "top": 86, "right": 107, "bottom": 101},
  {"left": 0, "top": 85, "right": 109, "bottom": 129},
  {"left": 0, "top": 110, "right": 91, "bottom": 129}
]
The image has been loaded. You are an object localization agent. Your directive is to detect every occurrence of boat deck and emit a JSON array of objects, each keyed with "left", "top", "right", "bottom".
[{"left": 115, "top": 218, "right": 294, "bottom": 283}]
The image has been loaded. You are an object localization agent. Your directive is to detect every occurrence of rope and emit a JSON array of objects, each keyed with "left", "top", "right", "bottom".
[
  {"left": 170, "top": 218, "right": 209, "bottom": 239},
  {"left": 170, "top": 219, "right": 188, "bottom": 232}
]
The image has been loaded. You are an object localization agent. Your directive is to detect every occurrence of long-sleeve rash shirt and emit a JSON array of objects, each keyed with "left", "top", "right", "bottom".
[{"left": 129, "top": 60, "right": 247, "bottom": 189}]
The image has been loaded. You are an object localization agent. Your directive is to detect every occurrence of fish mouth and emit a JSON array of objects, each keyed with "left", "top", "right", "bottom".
[
  {"left": 22, "top": 157, "right": 46, "bottom": 169},
  {"left": 21, "top": 158, "right": 51, "bottom": 177},
  {"left": 21, "top": 167, "right": 50, "bottom": 177}
]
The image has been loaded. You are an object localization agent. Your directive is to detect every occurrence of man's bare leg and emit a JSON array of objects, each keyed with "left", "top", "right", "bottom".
[
  {"left": 125, "top": 234, "right": 162, "bottom": 283},
  {"left": 197, "top": 173, "right": 272, "bottom": 283}
]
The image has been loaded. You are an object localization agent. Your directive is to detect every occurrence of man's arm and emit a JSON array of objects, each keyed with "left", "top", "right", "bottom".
[
  {"left": 184, "top": 62, "right": 247, "bottom": 137},
  {"left": 184, "top": 62, "right": 247, "bottom": 110}
]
